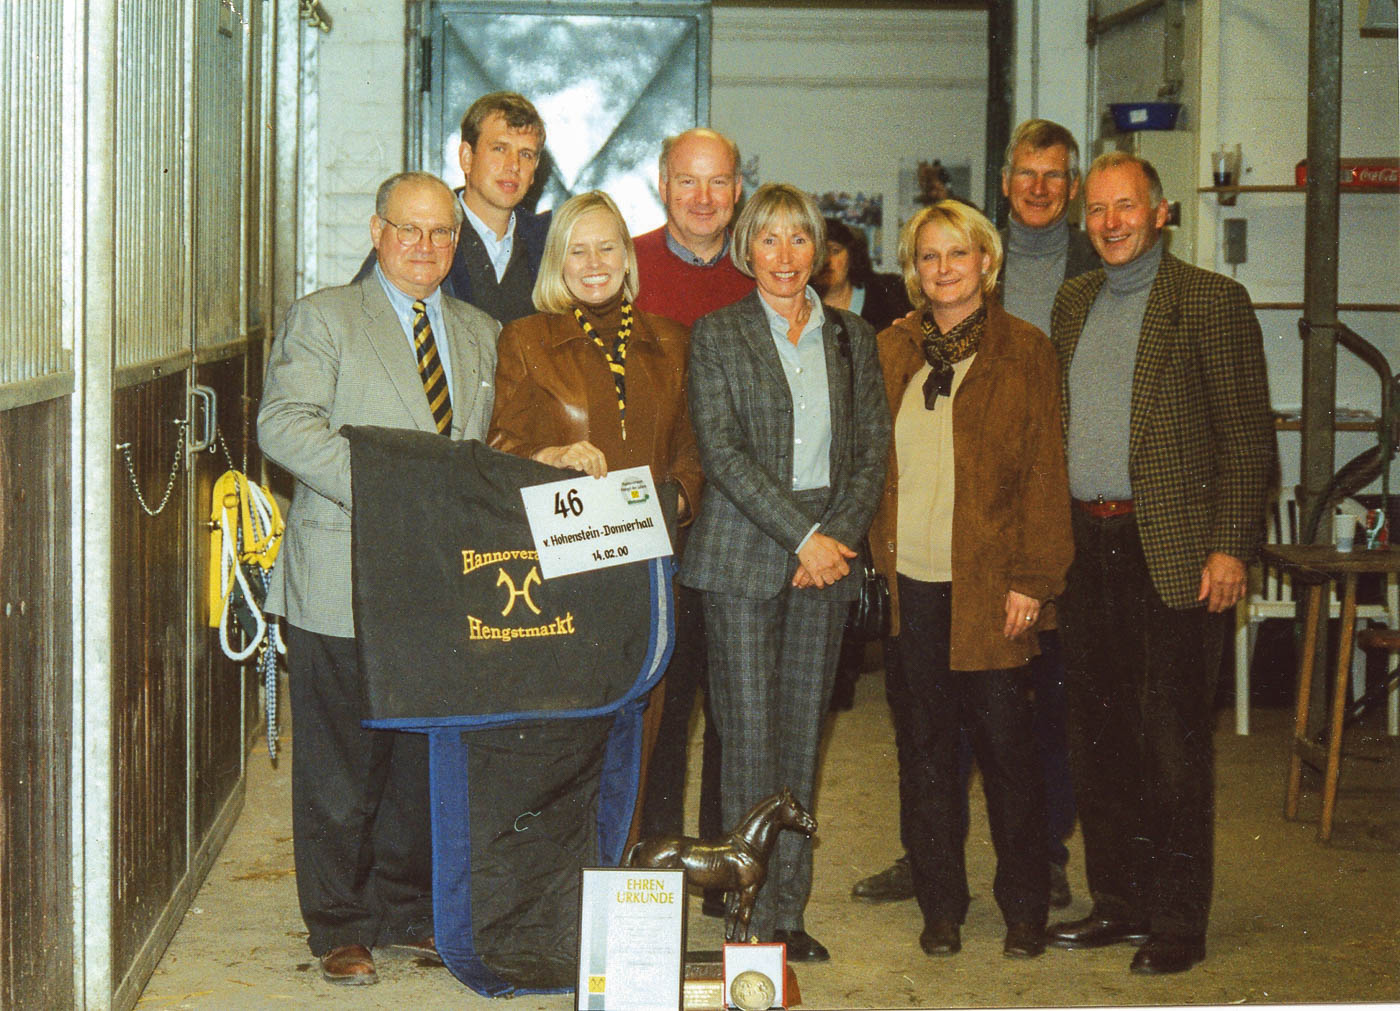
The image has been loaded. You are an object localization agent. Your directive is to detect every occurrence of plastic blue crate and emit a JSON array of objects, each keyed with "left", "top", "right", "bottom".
[{"left": 1109, "top": 102, "right": 1182, "bottom": 131}]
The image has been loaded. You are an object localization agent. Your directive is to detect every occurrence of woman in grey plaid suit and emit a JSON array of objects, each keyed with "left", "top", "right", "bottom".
[{"left": 678, "top": 184, "right": 891, "bottom": 962}]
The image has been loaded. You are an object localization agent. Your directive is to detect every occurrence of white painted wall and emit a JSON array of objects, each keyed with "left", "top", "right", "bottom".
[
  {"left": 308, "top": 5, "right": 993, "bottom": 281},
  {"left": 1093, "top": 0, "right": 1399, "bottom": 494},
  {"left": 1203, "top": 0, "right": 1400, "bottom": 493},
  {"left": 304, "top": 1, "right": 1394, "bottom": 492},
  {"left": 1014, "top": 0, "right": 1093, "bottom": 160},
  {"left": 709, "top": 7, "right": 987, "bottom": 270},
  {"left": 314, "top": 0, "right": 405, "bottom": 287}
]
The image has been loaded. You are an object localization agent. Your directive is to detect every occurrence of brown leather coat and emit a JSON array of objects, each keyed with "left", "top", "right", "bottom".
[
  {"left": 869, "top": 300, "right": 1073, "bottom": 671},
  {"left": 488, "top": 309, "right": 703, "bottom": 519}
]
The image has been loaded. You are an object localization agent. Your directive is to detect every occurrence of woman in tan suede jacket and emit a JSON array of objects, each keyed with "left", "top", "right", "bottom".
[
  {"left": 487, "top": 190, "right": 702, "bottom": 516},
  {"left": 866, "top": 200, "right": 1072, "bottom": 962}
]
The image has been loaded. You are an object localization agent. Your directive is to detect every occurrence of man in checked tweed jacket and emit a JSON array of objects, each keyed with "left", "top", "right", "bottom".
[{"left": 1044, "top": 152, "right": 1272, "bottom": 975}]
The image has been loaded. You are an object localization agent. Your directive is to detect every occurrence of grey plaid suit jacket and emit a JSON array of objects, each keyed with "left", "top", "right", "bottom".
[
  {"left": 1050, "top": 251, "right": 1273, "bottom": 609},
  {"left": 678, "top": 290, "right": 891, "bottom": 601},
  {"left": 259, "top": 278, "right": 501, "bottom": 637}
]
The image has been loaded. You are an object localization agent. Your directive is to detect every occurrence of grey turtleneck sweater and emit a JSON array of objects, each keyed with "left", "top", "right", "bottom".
[
  {"left": 1002, "top": 216, "right": 1069, "bottom": 338},
  {"left": 1066, "top": 238, "right": 1164, "bottom": 500}
]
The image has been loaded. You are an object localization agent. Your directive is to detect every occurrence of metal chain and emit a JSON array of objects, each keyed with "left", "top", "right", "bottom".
[
  {"left": 115, "top": 420, "right": 187, "bottom": 517},
  {"left": 217, "top": 429, "right": 237, "bottom": 475}
]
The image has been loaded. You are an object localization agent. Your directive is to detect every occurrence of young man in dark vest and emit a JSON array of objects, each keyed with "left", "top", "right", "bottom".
[{"left": 357, "top": 92, "right": 550, "bottom": 325}]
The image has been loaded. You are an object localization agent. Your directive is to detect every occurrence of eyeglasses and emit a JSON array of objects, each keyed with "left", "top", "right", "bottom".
[{"left": 378, "top": 216, "right": 458, "bottom": 248}]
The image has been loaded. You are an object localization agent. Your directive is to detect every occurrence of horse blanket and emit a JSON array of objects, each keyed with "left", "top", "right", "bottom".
[{"left": 347, "top": 427, "right": 674, "bottom": 996}]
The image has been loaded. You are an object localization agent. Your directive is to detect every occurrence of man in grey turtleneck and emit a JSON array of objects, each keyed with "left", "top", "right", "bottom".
[
  {"left": 1045, "top": 152, "right": 1272, "bottom": 975},
  {"left": 998, "top": 118, "right": 1101, "bottom": 339},
  {"left": 998, "top": 118, "right": 1099, "bottom": 914}
]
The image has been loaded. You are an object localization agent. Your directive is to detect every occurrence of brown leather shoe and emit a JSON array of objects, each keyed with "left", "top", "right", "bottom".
[
  {"left": 320, "top": 943, "right": 377, "bottom": 985},
  {"left": 388, "top": 935, "right": 443, "bottom": 965}
]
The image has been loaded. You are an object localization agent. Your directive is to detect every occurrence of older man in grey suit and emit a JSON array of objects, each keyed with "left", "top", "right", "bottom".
[{"left": 260, "top": 171, "right": 499, "bottom": 986}]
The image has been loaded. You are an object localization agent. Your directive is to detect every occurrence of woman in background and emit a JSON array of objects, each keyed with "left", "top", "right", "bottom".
[{"left": 814, "top": 217, "right": 911, "bottom": 332}]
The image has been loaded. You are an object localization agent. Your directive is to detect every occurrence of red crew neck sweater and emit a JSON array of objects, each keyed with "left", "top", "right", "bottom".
[{"left": 633, "top": 226, "right": 755, "bottom": 328}]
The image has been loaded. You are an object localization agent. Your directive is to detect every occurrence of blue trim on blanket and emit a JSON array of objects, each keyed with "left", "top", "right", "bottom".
[{"left": 416, "top": 555, "right": 675, "bottom": 997}]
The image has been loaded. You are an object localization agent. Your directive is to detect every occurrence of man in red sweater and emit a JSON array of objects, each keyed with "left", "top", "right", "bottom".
[
  {"left": 633, "top": 129, "right": 752, "bottom": 919},
  {"left": 633, "top": 128, "right": 754, "bottom": 326}
]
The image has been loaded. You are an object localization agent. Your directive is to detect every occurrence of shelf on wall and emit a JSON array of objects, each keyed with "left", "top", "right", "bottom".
[
  {"left": 1273, "top": 409, "right": 1380, "bottom": 432},
  {"left": 1199, "top": 184, "right": 1398, "bottom": 194},
  {"left": 1253, "top": 302, "right": 1400, "bottom": 312}
]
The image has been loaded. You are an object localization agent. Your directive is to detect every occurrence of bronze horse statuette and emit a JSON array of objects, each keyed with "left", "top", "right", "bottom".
[{"left": 624, "top": 787, "right": 817, "bottom": 943}]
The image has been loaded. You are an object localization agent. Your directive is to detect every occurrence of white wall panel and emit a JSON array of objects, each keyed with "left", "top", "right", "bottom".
[
  {"left": 316, "top": 0, "right": 404, "bottom": 286},
  {"left": 311, "top": 4, "right": 991, "bottom": 282},
  {"left": 1209, "top": 0, "right": 1400, "bottom": 493}
]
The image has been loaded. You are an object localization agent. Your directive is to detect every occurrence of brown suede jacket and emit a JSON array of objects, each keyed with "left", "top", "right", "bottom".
[
  {"left": 487, "top": 308, "right": 703, "bottom": 521},
  {"left": 870, "top": 300, "right": 1073, "bottom": 671}
]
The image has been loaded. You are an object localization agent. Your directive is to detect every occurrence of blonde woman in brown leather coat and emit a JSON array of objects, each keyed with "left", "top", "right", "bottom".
[
  {"left": 486, "top": 190, "right": 703, "bottom": 847},
  {"left": 866, "top": 199, "right": 1073, "bottom": 962},
  {"left": 487, "top": 190, "right": 701, "bottom": 517}
]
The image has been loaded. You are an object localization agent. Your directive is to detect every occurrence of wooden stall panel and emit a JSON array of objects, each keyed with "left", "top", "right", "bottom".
[
  {"left": 110, "top": 373, "right": 189, "bottom": 976},
  {"left": 0, "top": 399, "right": 75, "bottom": 1009}
]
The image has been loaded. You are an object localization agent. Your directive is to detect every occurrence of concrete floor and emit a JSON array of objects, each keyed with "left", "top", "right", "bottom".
[{"left": 141, "top": 671, "right": 1400, "bottom": 1009}]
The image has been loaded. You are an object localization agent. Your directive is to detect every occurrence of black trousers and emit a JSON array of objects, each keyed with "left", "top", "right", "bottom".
[
  {"left": 890, "top": 629, "right": 1076, "bottom": 866},
  {"left": 286, "top": 625, "right": 433, "bottom": 955},
  {"left": 886, "top": 576, "right": 1048, "bottom": 927},
  {"left": 1031, "top": 630, "right": 1077, "bottom": 866},
  {"left": 1058, "top": 511, "right": 1224, "bottom": 938},
  {"left": 639, "top": 583, "right": 723, "bottom": 842}
]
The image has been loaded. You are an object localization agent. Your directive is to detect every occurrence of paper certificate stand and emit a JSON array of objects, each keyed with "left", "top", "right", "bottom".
[
  {"left": 521, "top": 466, "right": 674, "bottom": 579},
  {"left": 577, "top": 867, "right": 686, "bottom": 1011}
]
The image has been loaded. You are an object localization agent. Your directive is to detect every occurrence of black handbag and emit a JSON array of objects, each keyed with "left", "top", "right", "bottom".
[
  {"left": 846, "top": 540, "right": 891, "bottom": 642},
  {"left": 826, "top": 306, "right": 892, "bottom": 642}
]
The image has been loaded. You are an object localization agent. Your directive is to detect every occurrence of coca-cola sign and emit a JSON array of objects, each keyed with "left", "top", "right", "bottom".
[
  {"left": 1353, "top": 165, "right": 1400, "bottom": 186},
  {"left": 1295, "top": 159, "right": 1400, "bottom": 189}
]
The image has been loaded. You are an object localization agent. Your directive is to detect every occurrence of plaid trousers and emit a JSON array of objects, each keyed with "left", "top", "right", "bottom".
[{"left": 702, "top": 588, "right": 848, "bottom": 939}]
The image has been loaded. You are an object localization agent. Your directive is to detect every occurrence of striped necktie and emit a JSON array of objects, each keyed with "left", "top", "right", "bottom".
[{"left": 412, "top": 299, "right": 453, "bottom": 435}]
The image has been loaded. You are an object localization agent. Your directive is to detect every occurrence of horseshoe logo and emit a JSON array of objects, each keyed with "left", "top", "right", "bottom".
[{"left": 497, "top": 566, "right": 542, "bottom": 616}]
